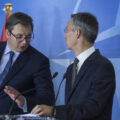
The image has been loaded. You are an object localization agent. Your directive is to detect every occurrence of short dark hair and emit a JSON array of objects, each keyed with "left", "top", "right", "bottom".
[
  {"left": 5, "top": 12, "right": 33, "bottom": 32},
  {"left": 71, "top": 12, "right": 98, "bottom": 43}
]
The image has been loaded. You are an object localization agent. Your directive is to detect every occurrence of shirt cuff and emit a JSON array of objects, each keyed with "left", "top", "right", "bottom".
[{"left": 17, "top": 96, "right": 27, "bottom": 113}]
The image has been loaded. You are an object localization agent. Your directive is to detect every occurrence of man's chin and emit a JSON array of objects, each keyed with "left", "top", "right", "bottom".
[
  {"left": 19, "top": 46, "right": 28, "bottom": 52},
  {"left": 17, "top": 48, "right": 27, "bottom": 52}
]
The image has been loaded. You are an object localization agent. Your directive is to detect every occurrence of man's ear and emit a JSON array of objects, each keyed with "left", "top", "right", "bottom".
[
  {"left": 6, "top": 29, "right": 10, "bottom": 39},
  {"left": 76, "top": 29, "right": 81, "bottom": 39}
]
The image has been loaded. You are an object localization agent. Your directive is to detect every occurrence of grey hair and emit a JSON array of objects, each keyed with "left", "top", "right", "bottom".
[{"left": 71, "top": 12, "right": 98, "bottom": 43}]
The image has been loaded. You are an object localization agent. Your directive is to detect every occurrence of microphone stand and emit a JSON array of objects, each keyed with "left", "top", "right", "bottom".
[{"left": 50, "top": 73, "right": 67, "bottom": 118}]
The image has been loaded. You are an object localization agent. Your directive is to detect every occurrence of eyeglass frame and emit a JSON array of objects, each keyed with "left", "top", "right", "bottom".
[
  {"left": 64, "top": 27, "right": 76, "bottom": 33},
  {"left": 9, "top": 31, "right": 34, "bottom": 42}
]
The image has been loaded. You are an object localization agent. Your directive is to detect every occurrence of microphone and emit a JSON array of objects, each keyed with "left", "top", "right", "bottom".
[
  {"left": 8, "top": 72, "right": 58, "bottom": 115},
  {"left": 50, "top": 72, "right": 67, "bottom": 117},
  {"left": 52, "top": 72, "right": 58, "bottom": 79}
]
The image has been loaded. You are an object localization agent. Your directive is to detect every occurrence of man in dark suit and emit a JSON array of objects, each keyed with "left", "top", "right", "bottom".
[
  {"left": 0, "top": 12, "right": 54, "bottom": 114},
  {"left": 31, "top": 12, "right": 115, "bottom": 120}
]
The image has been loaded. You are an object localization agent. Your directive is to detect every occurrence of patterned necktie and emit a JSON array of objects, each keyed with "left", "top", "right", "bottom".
[
  {"left": 0, "top": 51, "right": 14, "bottom": 84},
  {"left": 71, "top": 58, "right": 79, "bottom": 87}
]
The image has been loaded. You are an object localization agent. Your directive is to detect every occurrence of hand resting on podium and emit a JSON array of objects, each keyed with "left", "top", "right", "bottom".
[{"left": 31, "top": 105, "right": 55, "bottom": 117}]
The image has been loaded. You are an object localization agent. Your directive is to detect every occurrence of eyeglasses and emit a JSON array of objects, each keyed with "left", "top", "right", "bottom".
[
  {"left": 64, "top": 27, "right": 75, "bottom": 33},
  {"left": 9, "top": 31, "right": 34, "bottom": 42}
]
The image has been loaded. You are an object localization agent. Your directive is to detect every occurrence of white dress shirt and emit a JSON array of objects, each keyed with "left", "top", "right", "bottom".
[{"left": 76, "top": 46, "right": 95, "bottom": 73}]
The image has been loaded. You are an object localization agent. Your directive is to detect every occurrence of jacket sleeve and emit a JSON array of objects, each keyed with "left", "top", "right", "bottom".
[{"left": 26, "top": 58, "right": 55, "bottom": 112}]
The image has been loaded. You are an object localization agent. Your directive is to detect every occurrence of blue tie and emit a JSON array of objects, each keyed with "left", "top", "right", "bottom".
[{"left": 0, "top": 51, "right": 14, "bottom": 84}]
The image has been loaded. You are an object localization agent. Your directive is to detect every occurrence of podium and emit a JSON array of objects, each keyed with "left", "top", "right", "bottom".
[{"left": 0, "top": 114, "right": 57, "bottom": 120}]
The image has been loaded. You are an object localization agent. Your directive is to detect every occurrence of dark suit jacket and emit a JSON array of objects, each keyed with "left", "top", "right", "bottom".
[
  {"left": 0, "top": 42, "right": 55, "bottom": 115},
  {"left": 55, "top": 50, "right": 115, "bottom": 120}
]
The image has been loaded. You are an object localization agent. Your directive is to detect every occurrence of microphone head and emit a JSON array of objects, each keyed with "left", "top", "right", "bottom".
[
  {"left": 52, "top": 72, "right": 58, "bottom": 79},
  {"left": 63, "top": 72, "right": 67, "bottom": 80}
]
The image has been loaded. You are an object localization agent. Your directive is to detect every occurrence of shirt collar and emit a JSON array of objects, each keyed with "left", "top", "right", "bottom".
[
  {"left": 4, "top": 43, "right": 11, "bottom": 55},
  {"left": 77, "top": 46, "right": 95, "bottom": 64}
]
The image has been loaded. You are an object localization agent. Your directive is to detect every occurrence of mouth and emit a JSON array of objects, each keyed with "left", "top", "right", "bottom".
[{"left": 20, "top": 46, "right": 27, "bottom": 50}]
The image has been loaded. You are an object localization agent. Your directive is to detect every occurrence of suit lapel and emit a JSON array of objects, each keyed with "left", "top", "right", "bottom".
[
  {"left": 0, "top": 42, "right": 6, "bottom": 61},
  {"left": 66, "top": 60, "right": 92, "bottom": 104},
  {"left": 0, "top": 46, "right": 31, "bottom": 89},
  {"left": 65, "top": 65, "right": 73, "bottom": 103},
  {"left": 66, "top": 50, "right": 100, "bottom": 104}
]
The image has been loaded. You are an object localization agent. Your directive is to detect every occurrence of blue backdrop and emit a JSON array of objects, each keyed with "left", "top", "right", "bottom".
[{"left": 0, "top": 0, "right": 120, "bottom": 119}]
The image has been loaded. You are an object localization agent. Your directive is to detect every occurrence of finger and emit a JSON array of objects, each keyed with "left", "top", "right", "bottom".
[
  {"left": 31, "top": 105, "right": 38, "bottom": 113},
  {"left": 31, "top": 108, "right": 42, "bottom": 114},
  {"left": 31, "top": 105, "right": 42, "bottom": 114},
  {"left": 37, "top": 111, "right": 45, "bottom": 116},
  {"left": 8, "top": 87, "right": 20, "bottom": 97},
  {"left": 5, "top": 86, "right": 14, "bottom": 91},
  {"left": 4, "top": 89, "right": 16, "bottom": 100},
  {"left": 4, "top": 86, "right": 20, "bottom": 100},
  {"left": 4, "top": 86, "right": 11, "bottom": 93},
  {"left": 4, "top": 86, "right": 14, "bottom": 94},
  {"left": 4, "top": 86, "right": 9, "bottom": 90},
  {"left": 4, "top": 88, "right": 13, "bottom": 96}
]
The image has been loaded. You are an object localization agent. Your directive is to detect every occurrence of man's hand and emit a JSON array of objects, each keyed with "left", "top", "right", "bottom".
[
  {"left": 31, "top": 105, "right": 53, "bottom": 116},
  {"left": 4, "top": 85, "right": 25, "bottom": 106}
]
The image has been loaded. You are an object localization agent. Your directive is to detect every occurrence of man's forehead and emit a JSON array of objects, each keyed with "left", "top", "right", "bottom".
[{"left": 66, "top": 19, "right": 73, "bottom": 29}]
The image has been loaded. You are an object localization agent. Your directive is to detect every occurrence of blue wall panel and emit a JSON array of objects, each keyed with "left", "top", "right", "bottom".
[{"left": 0, "top": 0, "right": 120, "bottom": 119}]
